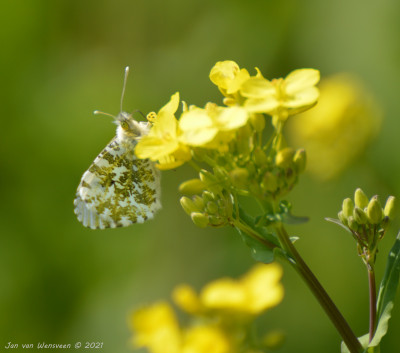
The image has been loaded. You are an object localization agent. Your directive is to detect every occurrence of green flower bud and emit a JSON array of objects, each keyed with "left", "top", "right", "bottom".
[
  {"left": 275, "top": 148, "right": 295, "bottom": 169},
  {"left": 191, "top": 212, "right": 209, "bottom": 228},
  {"left": 354, "top": 188, "right": 369, "bottom": 209},
  {"left": 206, "top": 201, "right": 219, "bottom": 215},
  {"left": 348, "top": 216, "right": 359, "bottom": 232},
  {"left": 229, "top": 168, "right": 249, "bottom": 188},
  {"left": 192, "top": 195, "right": 205, "bottom": 210},
  {"left": 353, "top": 206, "right": 368, "bottom": 225},
  {"left": 201, "top": 191, "right": 215, "bottom": 204},
  {"left": 342, "top": 198, "right": 354, "bottom": 218},
  {"left": 180, "top": 197, "right": 198, "bottom": 216},
  {"left": 367, "top": 197, "right": 383, "bottom": 224},
  {"left": 384, "top": 196, "right": 396, "bottom": 219},
  {"left": 293, "top": 149, "right": 307, "bottom": 173},
  {"left": 178, "top": 179, "right": 206, "bottom": 195},
  {"left": 261, "top": 171, "right": 278, "bottom": 192},
  {"left": 338, "top": 211, "right": 348, "bottom": 225},
  {"left": 199, "top": 169, "right": 216, "bottom": 186},
  {"left": 249, "top": 113, "right": 266, "bottom": 132},
  {"left": 253, "top": 147, "right": 269, "bottom": 166}
]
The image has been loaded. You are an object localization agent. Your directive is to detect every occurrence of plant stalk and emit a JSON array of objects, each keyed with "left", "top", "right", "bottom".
[
  {"left": 275, "top": 224, "right": 362, "bottom": 353},
  {"left": 368, "top": 266, "right": 377, "bottom": 342}
]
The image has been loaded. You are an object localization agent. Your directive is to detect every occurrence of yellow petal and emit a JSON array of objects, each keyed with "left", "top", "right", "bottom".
[
  {"left": 240, "top": 77, "right": 275, "bottom": 98},
  {"left": 179, "top": 108, "right": 218, "bottom": 146},
  {"left": 244, "top": 98, "right": 279, "bottom": 113},
  {"left": 284, "top": 86, "right": 320, "bottom": 108},
  {"left": 215, "top": 107, "right": 248, "bottom": 131},
  {"left": 135, "top": 136, "right": 179, "bottom": 160},
  {"left": 284, "top": 69, "right": 320, "bottom": 95}
]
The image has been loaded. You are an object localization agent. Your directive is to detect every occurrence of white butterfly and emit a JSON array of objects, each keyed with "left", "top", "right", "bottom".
[{"left": 74, "top": 67, "right": 161, "bottom": 229}]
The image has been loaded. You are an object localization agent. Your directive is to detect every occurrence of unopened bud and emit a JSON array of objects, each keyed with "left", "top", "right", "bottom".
[
  {"left": 191, "top": 212, "right": 209, "bottom": 228},
  {"left": 353, "top": 206, "right": 368, "bottom": 225},
  {"left": 342, "top": 198, "right": 354, "bottom": 218},
  {"left": 275, "top": 148, "right": 295, "bottom": 169},
  {"left": 229, "top": 168, "right": 249, "bottom": 188},
  {"left": 179, "top": 179, "right": 206, "bottom": 195},
  {"left": 384, "top": 196, "right": 396, "bottom": 219},
  {"left": 206, "top": 201, "right": 219, "bottom": 215},
  {"left": 293, "top": 149, "right": 306, "bottom": 173},
  {"left": 199, "top": 169, "right": 216, "bottom": 185},
  {"left": 201, "top": 191, "right": 215, "bottom": 204},
  {"left": 262, "top": 171, "right": 278, "bottom": 192},
  {"left": 180, "top": 197, "right": 198, "bottom": 216},
  {"left": 367, "top": 197, "right": 383, "bottom": 224},
  {"left": 253, "top": 147, "right": 269, "bottom": 166},
  {"left": 338, "top": 211, "right": 347, "bottom": 225},
  {"left": 354, "top": 188, "right": 369, "bottom": 209},
  {"left": 348, "top": 216, "right": 359, "bottom": 232},
  {"left": 192, "top": 195, "right": 205, "bottom": 210}
]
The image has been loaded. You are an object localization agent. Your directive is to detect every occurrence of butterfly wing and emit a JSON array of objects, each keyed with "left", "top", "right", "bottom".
[{"left": 74, "top": 138, "right": 161, "bottom": 229}]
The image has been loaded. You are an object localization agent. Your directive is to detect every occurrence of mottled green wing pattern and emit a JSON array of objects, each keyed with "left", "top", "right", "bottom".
[{"left": 74, "top": 138, "right": 161, "bottom": 229}]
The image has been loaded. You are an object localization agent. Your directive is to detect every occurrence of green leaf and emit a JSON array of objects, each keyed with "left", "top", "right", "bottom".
[
  {"left": 370, "top": 232, "right": 400, "bottom": 347},
  {"left": 340, "top": 334, "right": 369, "bottom": 353},
  {"left": 281, "top": 212, "right": 309, "bottom": 225},
  {"left": 325, "top": 217, "right": 353, "bottom": 234},
  {"left": 235, "top": 206, "right": 280, "bottom": 264},
  {"left": 237, "top": 227, "right": 275, "bottom": 264}
]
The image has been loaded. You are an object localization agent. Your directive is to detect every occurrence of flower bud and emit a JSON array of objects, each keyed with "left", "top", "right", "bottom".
[
  {"left": 178, "top": 179, "right": 206, "bottom": 195},
  {"left": 229, "top": 168, "right": 249, "bottom": 188},
  {"left": 367, "top": 197, "right": 383, "bottom": 224},
  {"left": 275, "top": 148, "right": 295, "bottom": 169},
  {"left": 293, "top": 149, "right": 307, "bottom": 173},
  {"left": 199, "top": 169, "right": 216, "bottom": 186},
  {"left": 384, "top": 196, "right": 396, "bottom": 219},
  {"left": 191, "top": 212, "right": 209, "bottom": 228},
  {"left": 353, "top": 206, "right": 368, "bottom": 225},
  {"left": 261, "top": 171, "right": 278, "bottom": 192},
  {"left": 192, "top": 195, "right": 205, "bottom": 210},
  {"left": 347, "top": 216, "right": 359, "bottom": 232},
  {"left": 338, "top": 211, "right": 348, "bottom": 225},
  {"left": 354, "top": 188, "right": 369, "bottom": 209},
  {"left": 249, "top": 113, "right": 266, "bottom": 132},
  {"left": 342, "top": 198, "right": 354, "bottom": 218},
  {"left": 201, "top": 191, "right": 215, "bottom": 204},
  {"left": 253, "top": 147, "right": 269, "bottom": 166},
  {"left": 180, "top": 197, "right": 198, "bottom": 216},
  {"left": 206, "top": 201, "right": 219, "bottom": 215}
]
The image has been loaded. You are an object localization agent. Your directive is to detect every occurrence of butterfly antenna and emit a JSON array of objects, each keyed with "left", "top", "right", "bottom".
[
  {"left": 120, "top": 66, "right": 130, "bottom": 112},
  {"left": 93, "top": 110, "right": 115, "bottom": 119}
]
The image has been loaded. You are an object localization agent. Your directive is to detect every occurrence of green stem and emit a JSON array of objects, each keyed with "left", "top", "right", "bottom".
[
  {"left": 368, "top": 265, "right": 377, "bottom": 342},
  {"left": 275, "top": 224, "right": 362, "bottom": 353}
]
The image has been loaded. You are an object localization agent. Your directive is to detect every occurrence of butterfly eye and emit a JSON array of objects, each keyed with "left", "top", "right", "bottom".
[{"left": 120, "top": 120, "right": 130, "bottom": 130}]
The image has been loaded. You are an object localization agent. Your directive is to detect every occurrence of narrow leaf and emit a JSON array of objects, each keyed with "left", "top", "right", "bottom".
[{"left": 369, "top": 232, "right": 400, "bottom": 347}]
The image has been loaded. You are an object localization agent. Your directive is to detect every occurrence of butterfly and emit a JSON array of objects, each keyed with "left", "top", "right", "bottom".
[{"left": 74, "top": 67, "right": 161, "bottom": 229}]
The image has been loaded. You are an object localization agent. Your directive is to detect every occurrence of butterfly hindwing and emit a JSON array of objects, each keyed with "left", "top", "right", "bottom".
[{"left": 74, "top": 138, "right": 161, "bottom": 229}]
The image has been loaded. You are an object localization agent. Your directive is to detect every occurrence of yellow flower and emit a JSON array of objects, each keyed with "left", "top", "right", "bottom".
[
  {"left": 287, "top": 73, "right": 382, "bottom": 180},
  {"left": 135, "top": 92, "right": 191, "bottom": 170},
  {"left": 209, "top": 60, "right": 250, "bottom": 96},
  {"left": 129, "top": 301, "right": 181, "bottom": 353},
  {"left": 179, "top": 103, "right": 249, "bottom": 149},
  {"left": 174, "top": 263, "right": 283, "bottom": 316},
  {"left": 182, "top": 325, "right": 232, "bottom": 353},
  {"left": 241, "top": 69, "right": 320, "bottom": 121}
]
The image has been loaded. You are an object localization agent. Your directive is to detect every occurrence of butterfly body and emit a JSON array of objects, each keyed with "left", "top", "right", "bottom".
[{"left": 74, "top": 111, "right": 161, "bottom": 229}]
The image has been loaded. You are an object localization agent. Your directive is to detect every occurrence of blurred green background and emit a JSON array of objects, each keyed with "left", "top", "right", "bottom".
[{"left": 1, "top": 0, "right": 400, "bottom": 352}]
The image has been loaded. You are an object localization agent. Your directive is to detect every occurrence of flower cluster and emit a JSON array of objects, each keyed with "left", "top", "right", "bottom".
[
  {"left": 135, "top": 61, "right": 319, "bottom": 229},
  {"left": 331, "top": 188, "right": 396, "bottom": 266},
  {"left": 129, "top": 263, "right": 284, "bottom": 353}
]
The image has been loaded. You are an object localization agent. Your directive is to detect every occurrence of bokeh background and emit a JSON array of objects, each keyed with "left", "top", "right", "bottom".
[{"left": 1, "top": 0, "right": 400, "bottom": 352}]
